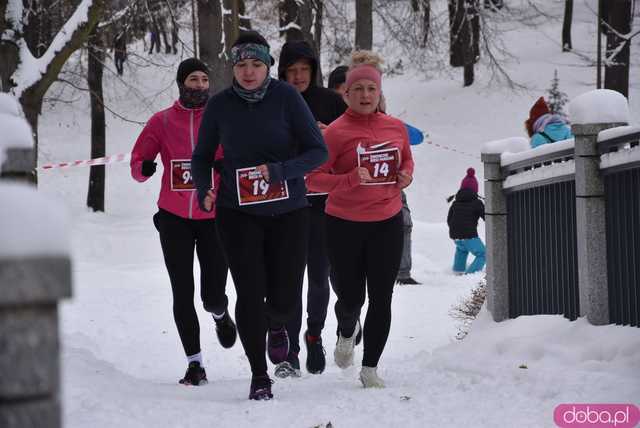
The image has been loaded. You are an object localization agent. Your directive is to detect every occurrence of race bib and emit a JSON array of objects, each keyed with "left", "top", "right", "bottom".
[
  {"left": 236, "top": 166, "right": 289, "bottom": 206},
  {"left": 357, "top": 147, "right": 400, "bottom": 185},
  {"left": 171, "top": 159, "right": 214, "bottom": 191}
]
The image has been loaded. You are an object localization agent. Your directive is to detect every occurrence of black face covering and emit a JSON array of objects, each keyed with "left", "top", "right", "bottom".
[{"left": 178, "top": 84, "right": 209, "bottom": 109}]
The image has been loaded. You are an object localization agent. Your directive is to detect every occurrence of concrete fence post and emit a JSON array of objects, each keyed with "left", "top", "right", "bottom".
[
  {"left": 482, "top": 153, "right": 509, "bottom": 321},
  {"left": 572, "top": 121, "right": 626, "bottom": 325},
  {"left": 0, "top": 258, "right": 71, "bottom": 428}
]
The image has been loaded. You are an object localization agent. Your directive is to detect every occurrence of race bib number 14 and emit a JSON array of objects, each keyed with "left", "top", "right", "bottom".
[
  {"left": 236, "top": 166, "right": 289, "bottom": 206},
  {"left": 357, "top": 147, "right": 400, "bottom": 185}
]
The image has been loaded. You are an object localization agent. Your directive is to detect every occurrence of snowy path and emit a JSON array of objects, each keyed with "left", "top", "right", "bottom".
[{"left": 59, "top": 209, "right": 639, "bottom": 428}]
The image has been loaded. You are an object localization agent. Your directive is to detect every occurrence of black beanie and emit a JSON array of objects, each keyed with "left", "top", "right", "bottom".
[
  {"left": 231, "top": 31, "right": 275, "bottom": 65},
  {"left": 176, "top": 58, "right": 208, "bottom": 85},
  {"left": 328, "top": 65, "right": 348, "bottom": 89}
]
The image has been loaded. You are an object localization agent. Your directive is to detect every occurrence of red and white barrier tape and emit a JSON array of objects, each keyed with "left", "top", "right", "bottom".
[
  {"left": 38, "top": 153, "right": 130, "bottom": 170},
  {"left": 36, "top": 137, "right": 479, "bottom": 172}
]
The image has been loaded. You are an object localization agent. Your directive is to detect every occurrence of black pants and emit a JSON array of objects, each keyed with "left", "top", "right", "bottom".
[
  {"left": 216, "top": 207, "right": 309, "bottom": 376},
  {"left": 154, "top": 209, "right": 229, "bottom": 357},
  {"left": 326, "top": 213, "right": 404, "bottom": 368},
  {"left": 286, "top": 207, "right": 332, "bottom": 354}
]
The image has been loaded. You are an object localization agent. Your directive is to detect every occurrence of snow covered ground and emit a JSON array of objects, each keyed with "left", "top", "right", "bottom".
[{"left": 29, "top": 1, "right": 640, "bottom": 426}]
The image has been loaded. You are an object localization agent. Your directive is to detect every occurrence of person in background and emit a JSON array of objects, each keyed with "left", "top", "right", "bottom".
[
  {"left": 130, "top": 58, "right": 236, "bottom": 387},
  {"left": 192, "top": 31, "right": 327, "bottom": 400},
  {"left": 327, "top": 65, "right": 349, "bottom": 97},
  {"left": 447, "top": 168, "right": 485, "bottom": 275},
  {"left": 525, "top": 96, "right": 573, "bottom": 149},
  {"left": 276, "top": 40, "right": 347, "bottom": 378},
  {"left": 376, "top": 93, "right": 423, "bottom": 286},
  {"left": 308, "top": 51, "right": 414, "bottom": 389}
]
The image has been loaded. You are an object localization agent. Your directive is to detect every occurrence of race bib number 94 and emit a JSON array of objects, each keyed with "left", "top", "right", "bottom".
[
  {"left": 357, "top": 147, "right": 400, "bottom": 185},
  {"left": 236, "top": 166, "right": 289, "bottom": 206},
  {"left": 171, "top": 159, "right": 214, "bottom": 191}
]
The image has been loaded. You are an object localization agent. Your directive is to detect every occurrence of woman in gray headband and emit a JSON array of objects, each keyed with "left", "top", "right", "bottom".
[{"left": 191, "top": 31, "right": 328, "bottom": 401}]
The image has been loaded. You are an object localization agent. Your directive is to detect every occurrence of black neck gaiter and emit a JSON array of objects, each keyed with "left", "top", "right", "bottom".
[{"left": 178, "top": 84, "right": 209, "bottom": 109}]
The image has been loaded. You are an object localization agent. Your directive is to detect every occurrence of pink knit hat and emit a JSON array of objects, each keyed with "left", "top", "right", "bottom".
[
  {"left": 345, "top": 65, "right": 382, "bottom": 91},
  {"left": 460, "top": 168, "right": 478, "bottom": 193}
]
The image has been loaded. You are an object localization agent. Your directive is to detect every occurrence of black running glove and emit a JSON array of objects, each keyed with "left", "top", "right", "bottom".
[{"left": 141, "top": 160, "right": 157, "bottom": 177}]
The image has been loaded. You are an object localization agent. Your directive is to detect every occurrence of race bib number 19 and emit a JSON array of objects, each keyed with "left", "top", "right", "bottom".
[
  {"left": 236, "top": 166, "right": 289, "bottom": 206},
  {"left": 357, "top": 147, "right": 400, "bottom": 185}
]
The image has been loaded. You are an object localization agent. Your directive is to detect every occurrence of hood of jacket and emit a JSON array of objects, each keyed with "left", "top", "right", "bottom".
[{"left": 277, "top": 40, "right": 318, "bottom": 87}]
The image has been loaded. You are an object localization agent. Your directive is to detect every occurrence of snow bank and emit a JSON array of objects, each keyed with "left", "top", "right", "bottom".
[
  {"left": 0, "top": 183, "right": 71, "bottom": 257},
  {"left": 481, "top": 137, "right": 529, "bottom": 155},
  {"left": 569, "top": 90, "right": 630, "bottom": 125},
  {"left": 432, "top": 307, "right": 640, "bottom": 382},
  {"left": 0, "top": 93, "right": 33, "bottom": 167}
]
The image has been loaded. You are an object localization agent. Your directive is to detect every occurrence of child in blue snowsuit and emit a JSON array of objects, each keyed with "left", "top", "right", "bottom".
[
  {"left": 447, "top": 168, "right": 485, "bottom": 274},
  {"left": 525, "top": 97, "right": 573, "bottom": 148}
]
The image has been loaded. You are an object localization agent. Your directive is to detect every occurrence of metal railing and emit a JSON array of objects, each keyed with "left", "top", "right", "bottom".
[
  {"left": 600, "top": 128, "right": 640, "bottom": 327},
  {"left": 482, "top": 122, "right": 639, "bottom": 327}
]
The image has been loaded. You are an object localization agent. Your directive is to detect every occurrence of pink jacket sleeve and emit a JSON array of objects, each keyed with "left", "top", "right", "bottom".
[
  {"left": 130, "top": 115, "right": 162, "bottom": 182},
  {"left": 306, "top": 132, "right": 360, "bottom": 193}
]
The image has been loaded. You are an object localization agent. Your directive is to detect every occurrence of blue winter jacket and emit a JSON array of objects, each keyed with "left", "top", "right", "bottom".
[
  {"left": 192, "top": 79, "right": 328, "bottom": 216},
  {"left": 531, "top": 122, "right": 573, "bottom": 149}
]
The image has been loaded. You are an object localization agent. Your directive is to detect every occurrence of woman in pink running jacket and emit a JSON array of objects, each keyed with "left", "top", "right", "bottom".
[
  {"left": 307, "top": 51, "right": 414, "bottom": 389},
  {"left": 130, "top": 58, "right": 236, "bottom": 387}
]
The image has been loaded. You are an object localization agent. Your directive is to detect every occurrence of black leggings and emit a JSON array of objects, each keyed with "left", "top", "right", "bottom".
[
  {"left": 154, "top": 209, "right": 229, "bottom": 357},
  {"left": 286, "top": 207, "right": 332, "bottom": 354},
  {"left": 326, "top": 213, "right": 404, "bottom": 368},
  {"left": 216, "top": 207, "right": 309, "bottom": 376}
]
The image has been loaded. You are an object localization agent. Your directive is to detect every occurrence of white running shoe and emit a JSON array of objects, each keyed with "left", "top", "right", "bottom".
[
  {"left": 334, "top": 321, "right": 361, "bottom": 369},
  {"left": 359, "top": 366, "right": 385, "bottom": 388}
]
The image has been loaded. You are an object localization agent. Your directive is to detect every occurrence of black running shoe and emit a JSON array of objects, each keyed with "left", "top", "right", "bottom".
[
  {"left": 396, "top": 277, "right": 421, "bottom": 285},
  {"left": 249, "top": 375, "right": 274, "bottom": 400},
  {"left": 275, "top": 353, "right": 301, "bottom": 378},
  {"left": 304, "top": 331, "right": 326, "bottom": 374},
  {"left": 215, "top": 312, "right": 237, "bottom": 349},
  {"left": 179, "top": 361, "right": 207, "bottom": 386},
  {"left": 267, "top": 327, "right": 289, "bottom": 364}
]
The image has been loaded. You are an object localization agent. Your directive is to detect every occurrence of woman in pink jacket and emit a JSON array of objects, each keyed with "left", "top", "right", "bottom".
[
  {"left": 130, "top": 58, "right": 236, "bottom": 386},
  {"left": 307, "top": 51, "right": 414, "bottom": 388}
]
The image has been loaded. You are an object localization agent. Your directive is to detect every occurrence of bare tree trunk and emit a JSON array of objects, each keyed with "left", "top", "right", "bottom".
[
  {"left": 562, "top": 0, "right": 573, "bottom": 52},
  {"left": 239, "top": 0, "right": 251, "bottom": 30},
  {"left": 464, "top": 63, "right": 474, "bottom": 86},
  {"left": 449, "top": 0, "right": 479, "bottom": 86},
  {"left": 604, "top": 0, "right": 631, "bottom": 97},
  {"left": 421, "top": 0, "right": 431, "bottom": 48},
  {"left": 191, "top": 0, "right": 198, "bottom": 57},
  {"left": 279, "top": 0, "right": 304, "bottom": 41},
  {"left": 0, "top": 42, "right": 19, "bottom": 92},
  {"left": 198, "top": 0, "right": 233, "bottom": 92},
  {"left": 355, "top": 0, "right": 373, "bottom": 50},
  {"left": 87, "top": 28, "right": 106, "bottom": 212},
  {"left": 312, "top": 0, "right": 324, "bottom": 86}
]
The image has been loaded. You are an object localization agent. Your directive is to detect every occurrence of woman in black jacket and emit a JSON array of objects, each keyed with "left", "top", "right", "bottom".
[
  {"left": 447, "top": 168, "right": 486, "bottom": 274},
  {"left": 191, "top": 31, "right": 327, "bottom": 400}
]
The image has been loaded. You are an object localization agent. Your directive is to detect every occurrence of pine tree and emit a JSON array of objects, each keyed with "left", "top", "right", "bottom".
[{"left": 546, "top": 70, "right": 570, "bottom": 119}]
